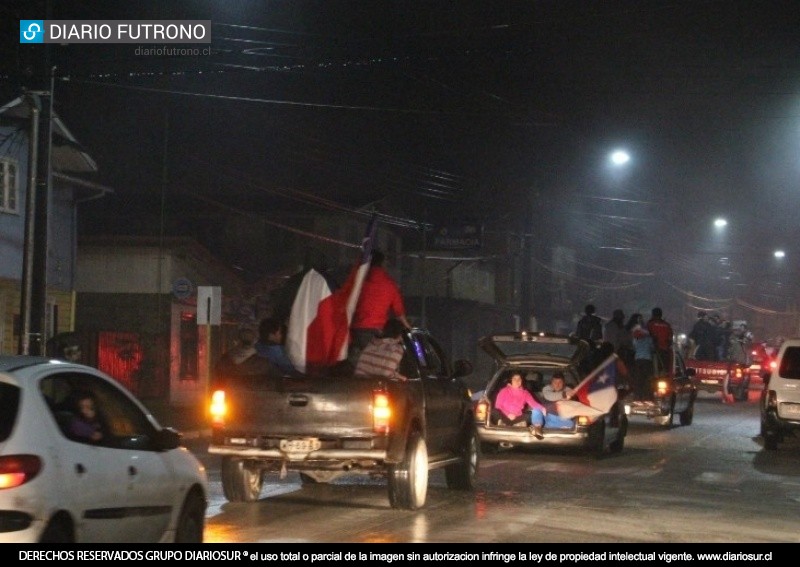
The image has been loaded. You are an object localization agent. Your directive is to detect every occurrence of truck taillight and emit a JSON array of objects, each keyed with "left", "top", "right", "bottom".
[
  {"left": 734, "top": 367, "right": 743, "bottom": 379},
  {"left": 372, "top": 391, "right": 391, "bottom": 434},
  {"left": 769, "top": 360, "right": 777, "bottom": 370},
  {"left": 475, "top": 400, "right": 489, "bottom": 422},
  {"left": 209, "top": 390, "right": 227, "bottom": 427},
  {"left": 655, "top": 379, "right": 670, "bottom": 396}
]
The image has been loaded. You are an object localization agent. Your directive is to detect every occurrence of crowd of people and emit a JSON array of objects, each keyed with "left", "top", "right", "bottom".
[
  {"left": 573, "top": 303, "right": 762, "bottom": 402},
  {"left": 575, "top": 303, "right": 675, "bottom": 402},
  {"left": 213, "top": 243, "right": 762, "bottom": 418},
  {"left": 687, "top": 311, "right": 752, "bottom": 364}
]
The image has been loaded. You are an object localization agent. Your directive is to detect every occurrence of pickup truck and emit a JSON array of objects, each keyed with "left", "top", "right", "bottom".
[
  {"left": 207, "top": 328, "right": 478, "bottom": 510},
  {"left": 624, "top": 346, "right": 697, "bottom": 427},
  {"left": 685, "top": 340, "right": 752, "bottom": 402}
]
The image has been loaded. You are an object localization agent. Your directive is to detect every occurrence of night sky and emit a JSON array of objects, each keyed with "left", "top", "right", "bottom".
[{"left": 2, "top": 0, "right": 800, "bottom": 329}]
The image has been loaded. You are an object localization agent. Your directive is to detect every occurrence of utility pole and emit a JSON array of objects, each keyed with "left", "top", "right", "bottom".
[
  {"left": 18, "top": 95, "right": 40, "bottom": 355},
  {"left": 18, "top": 0, "right": 53, "bottom": 355},
  {"left": 19, "top": 89, "right": 53, "bottom": 356},
  {"left": 520, "top": 187, "right": 536, "bottom": 331},
  {"left": 29, "top": 73, "right": 54, "bottom": 356}
]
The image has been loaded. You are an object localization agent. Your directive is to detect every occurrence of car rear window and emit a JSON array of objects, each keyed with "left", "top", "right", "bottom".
[
  {"left": 0, "top": 383, "right": 21, "bottom": 442},
  {"left": 490, "top": 336, "right": 579, "bottom": 359},
  {"left": 778, "top": 346, "right": 800, "bottom": 380}
]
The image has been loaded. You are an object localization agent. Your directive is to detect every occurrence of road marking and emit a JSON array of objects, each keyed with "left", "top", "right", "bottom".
[{"left": 694, "top": 471, "right": 743, "bottom": 485}]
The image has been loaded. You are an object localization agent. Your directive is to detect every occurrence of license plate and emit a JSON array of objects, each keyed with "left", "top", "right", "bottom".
[
  {"left": 780, "top": 404, "right": 800, "bottom": 417},
  {"left": 280, "top": 438, "right": 321, "bottom": 453},
  {"left": 701, "top": 379, "right": 718, "bottom": 384}
]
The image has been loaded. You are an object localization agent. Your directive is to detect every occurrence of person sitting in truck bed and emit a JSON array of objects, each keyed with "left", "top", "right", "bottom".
[{"left": 354, "top": 318, "right": 409, "bottom": 381}]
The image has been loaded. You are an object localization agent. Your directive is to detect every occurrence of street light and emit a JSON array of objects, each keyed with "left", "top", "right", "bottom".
[
  {"left": 774, "top": 249, "right": 786, "bottom": 259},
  {"left": 714, "top": 218, "right": 727, "bottom": 229},
  {"left": 609, "top": 150, "right": 630, "bottom": 166}
]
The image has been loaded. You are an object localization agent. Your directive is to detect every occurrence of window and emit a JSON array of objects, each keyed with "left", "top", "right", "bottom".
[
  {"left": 0, "top": 158, "right": 18, "bottom": 214},
  {"left": 779, "top": 347, "right": 800, "bottom": 380},
  {"left": 41, "top": 372, "right": 158, "bottom": 449}
]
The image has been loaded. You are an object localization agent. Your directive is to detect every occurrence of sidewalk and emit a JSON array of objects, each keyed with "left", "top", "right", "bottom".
[{"left": 142, "top": 398, "right": 211, "bottom": 440}]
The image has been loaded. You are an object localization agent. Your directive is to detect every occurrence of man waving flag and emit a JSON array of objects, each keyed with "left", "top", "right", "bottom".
[
  {"left": 555, "top": 353, "right": 619, "bottom": 419},
  {"left": 286, "top": 215, "right": 377, "bottom": 375}
]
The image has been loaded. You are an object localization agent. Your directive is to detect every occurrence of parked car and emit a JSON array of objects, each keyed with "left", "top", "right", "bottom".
[
  {"left": 760, "top": 338, "right": 800, "bottom": 450},
  {"left": 624, "top": 346, "right": 697, "bottom": 428},
  {"left": 473, "top": 332, "right": 627, "bottom": 458},
  {"left": 0, "top": 356, "right": 208, "bottom": 543}
]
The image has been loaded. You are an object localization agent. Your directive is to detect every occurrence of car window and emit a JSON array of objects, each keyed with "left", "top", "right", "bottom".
[
  {"left": 484, "top": 334, "right": 584, "bottom": 361},
  {"left": 778, "top": 346, "right": 800, "bottom": 380},
  {"left": 0, "top": 383, "right": 20, "bottom": 442},
  {"left": 398, "top": 345, "right": 419, "bottom": 380},
  {"left": 40, "top": 372, "right": 159, "bottom": 450},
  {"left": 417, "top": 334, "right": 448, "bottom": 377}
]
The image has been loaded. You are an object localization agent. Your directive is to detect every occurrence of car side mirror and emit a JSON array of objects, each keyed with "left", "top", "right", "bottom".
[
  {"left": 154, "top": 427, "right": 181, "bottom": 451},
  {"left": 453, "top": 359, "right": 473, "bottom": 378}
]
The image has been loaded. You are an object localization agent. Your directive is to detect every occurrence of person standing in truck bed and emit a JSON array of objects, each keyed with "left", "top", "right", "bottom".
[
  {"left": 350, "top": 250, "right": 411, "bottom": 362},
  {"left": 646, "top": 307, "right": 674, "bottom": 372}
]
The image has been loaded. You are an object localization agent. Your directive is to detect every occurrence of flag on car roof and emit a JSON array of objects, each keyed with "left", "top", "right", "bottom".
[
  {"left": 555, "top": 353, "right": 619, "bottom": 419},
  {"left": 286, "top": 215, "right": 378, "bottom": 374}
]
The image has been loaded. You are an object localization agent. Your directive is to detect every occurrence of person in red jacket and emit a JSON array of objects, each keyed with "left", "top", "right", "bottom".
[
  {"left": 350, "top": 250, "right": 411, "bottom": 361},
  {"left": 646, "top": 307, "right": 674, "bottom": 372}
]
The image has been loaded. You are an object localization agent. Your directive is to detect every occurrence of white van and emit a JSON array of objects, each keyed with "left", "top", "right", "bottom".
[{"left": 760, "top": 338, "right": 800, "bottom": 450}]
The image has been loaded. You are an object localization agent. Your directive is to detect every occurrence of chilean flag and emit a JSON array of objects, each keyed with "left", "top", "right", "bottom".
[
  {"left": 286, "top": 216, "right": 377, "bottom": 375},
  {"left": 555, "top": 353, "right": 619, "bottom": 419}
]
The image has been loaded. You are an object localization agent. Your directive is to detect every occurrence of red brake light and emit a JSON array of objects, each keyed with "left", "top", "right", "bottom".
[
  {"left": 0, "top": 455, "right": 42, "bottom": 489},
  {"left": 372, "top": 391, "right": 391, "bottom": 434}
]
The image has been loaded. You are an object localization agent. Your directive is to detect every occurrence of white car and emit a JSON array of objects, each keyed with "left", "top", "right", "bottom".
[
  {"left": 760, "top": 339, "right": 800, "bottom": 451},
  {"left": 0, "top": 356, "right": 208, "bottom": 543}
]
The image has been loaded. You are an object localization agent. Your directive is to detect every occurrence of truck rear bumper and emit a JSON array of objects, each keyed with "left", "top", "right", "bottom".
[
  {"left": 624, "top": 400, "right": 670, "bottom": 418},
  {"left": 476, "top": 425, "right": 588, "bottom": 447},
  {"left": 208, "top": 444, "right": 388, "bottom": 461}
]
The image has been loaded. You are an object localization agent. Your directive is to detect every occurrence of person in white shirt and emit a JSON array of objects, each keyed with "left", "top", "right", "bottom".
[
  {"left": 537, "top": 371, "right": 577, "bottom": 429},
  {"left": 541, "top": 371, "right": 574, "bottom": 402}
]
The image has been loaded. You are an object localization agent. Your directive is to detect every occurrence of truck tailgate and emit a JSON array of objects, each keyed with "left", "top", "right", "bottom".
[{"left": 219, "top": 374, "right": 377, "bottom": 437}]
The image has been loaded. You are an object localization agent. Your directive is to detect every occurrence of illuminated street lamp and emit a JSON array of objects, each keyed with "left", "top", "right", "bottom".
[
  {"left": 610, "top": 150, "right": 630, "bottom": 166},
  {"left": 714, "top": 218, "right": 727, "bottom": 229},
  {"left": 774, "top": 249, "right": 786, "bottom": 259}
]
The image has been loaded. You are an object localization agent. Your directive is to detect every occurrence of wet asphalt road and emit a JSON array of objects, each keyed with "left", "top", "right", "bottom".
[{"left": 186, "top": 390, "right": 800, "bottom": 543}]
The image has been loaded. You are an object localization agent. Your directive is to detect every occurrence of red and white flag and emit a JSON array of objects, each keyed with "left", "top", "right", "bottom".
[
  {"left": 556, "top": 353, "right": 619, "bottom": 419},
  {"left": 286, "top": 216, "right": 377, "bottom": 374}
]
